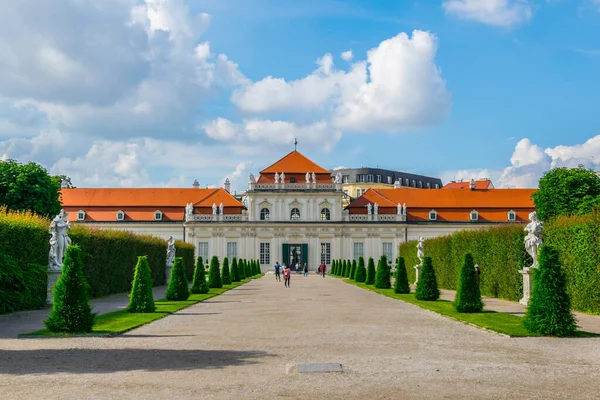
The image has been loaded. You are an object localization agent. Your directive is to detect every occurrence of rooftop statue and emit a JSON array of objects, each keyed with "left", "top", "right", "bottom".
[
  {"left": 274, "top": 172, "right": 279, "bottom": 183},
  {"left": 306, "top": 172, "right": 311, "bottom": 183}
]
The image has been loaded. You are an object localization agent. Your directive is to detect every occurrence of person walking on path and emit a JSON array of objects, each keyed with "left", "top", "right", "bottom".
[
  {"left": 319, "top": 262, "right": 326, "bottom": 278},
  {"left": 283, "top": 264, "right": 291, "bottom": 288},
  {"left": 303, "top": 263, "right": 308, "bottom": 277},
  {"left": 274, "top": 261, "right": 281, "bottom": 282}
]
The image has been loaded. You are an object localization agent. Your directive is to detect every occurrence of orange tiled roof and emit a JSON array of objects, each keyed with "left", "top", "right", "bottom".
[
  {"left": 443, "top": 179, "right": 493, "bottom": 190},
  {"left": 260, "top": 151, "right": 330, "bottom": 174}
]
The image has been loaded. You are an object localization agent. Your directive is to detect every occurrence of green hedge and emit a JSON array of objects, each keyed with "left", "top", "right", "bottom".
[
  {"left": 175, "top": 240, "right": 195, "bottom": 281},
  {"left": 399, "top": 214, "right": 600, "bottom": 314}
]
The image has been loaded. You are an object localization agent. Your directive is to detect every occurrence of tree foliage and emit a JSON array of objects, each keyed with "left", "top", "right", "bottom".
[
  {"left": 533, "top": 166, "right": 600, "bottom": 221},
  {"left": 45, "top": 245, "right": 95, "bottom": 332},
  {"left": 394, "top": 257, "right": 410, "bottom": 294},
  {"left": 191, "top": 256, "right": 209, "bottom": 294},
  {"left": 375, "top": 255, "right": 391, "bottom": 289},
  {"left": 166, "top": 257, "right": 190, "bottom": 301},
  {"left": 230, "top": 257, "right": 240, "bottom": 282},
  {"left": 127, "top": 256, "right": 156, "bottom": 313},
  {"left": 354, "top": 257, "right": 367, "bottom": 283},
  {"left": 365, "top": 257, "right": 376, "bottom": 285},
  {"left": 415, "top": 257, "right": 440, "bottom": 301},
  {"left": 524, "top": 245, "right": 576, "bottom": 336},
  {"left": 454, "top": 253, "right": 483, "bottom": 313},
  {"left": 208, "top": 256, "right": 222, "bottom": 288}
]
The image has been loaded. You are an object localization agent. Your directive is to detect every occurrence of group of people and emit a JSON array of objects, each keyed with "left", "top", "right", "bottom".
[{"left": 273, "top": 261, "right": 327, "bottom": 287}]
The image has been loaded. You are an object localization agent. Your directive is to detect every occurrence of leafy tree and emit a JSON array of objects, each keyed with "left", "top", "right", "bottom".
[
  {"left": 354, "top": 257, "right": 367, "bottom": 283},
  {"left": 415, "top": 257, "right": 440, "bottom": 301},
  {"left": 365, "top": 257, "right": 376, "bottom": 285},
  {"left": 524, "top": 245, "right": 576, "bottom": 336},
  {"left": 239, "top": 259, "right": 246, "bottom": 280},
  {"left": 349, "top": 260, "right": 357, "bottom": 281},
  {"left": 394, "top": 257, "right": 410, "bottom": 294},
  {"left": 0, "top": 159, "right": 64, "bottom": 217},
  {"left": 454, "top": 253, "right": 483, "bottom": 313},
  {"left": 191, "top": 256, "right": 209, "bottom": 294},
  {"left": 45, "top": 245, "right": 95, "bottom": 332},
  {"left": 208, "top": 256, "right": 222, "bottom": 288},
  {"left": 127, "top": 256, "right": 156, "bottom": 312},
  {"left": 375, "top": 255, "right": 391, "bottom": 289},
  {"left": 166, "top": 257, "right": 190, "bottom": 300},
  {"left": 533, "top": 166, "right": 600, "bottom": 221},
  {"left": 221, "top": 257, "right": 232, "bottom": 285},
  {"left": 230, "top": 257, "right": 240, "bottom": 282}
]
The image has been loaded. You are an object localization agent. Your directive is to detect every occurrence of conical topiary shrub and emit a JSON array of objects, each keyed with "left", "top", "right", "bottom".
[
  {"left": 256, "top": 259, "right": 261, "bottom": 275},
  {"left": 208, "top": 256, "right": 222, "bottom": 288},
  {"left": 335, "top": 260, "right": 339, "bottom": 276},
  {"left": 231, "top": 257, "right": 240, "bottom": 282},
  {"left": 524, "top": 245, "right": 576, "bottom": 336},
  {"left": 239, "top": 259, "right": 246, "bottom": 280},
  {"left": 375, "top": 255, "right": 391, "bottom": 289},
  {"left": 222, "top": 257, "right": 232, "bottom": 285},
  {"left": 127, "top": 255, "right": 156, "bottom": 312},
  {"left": 344, "top": 260, "right": 350, "bottom": 277},
  {"left": 191, "top": 256, "right": 209, "bottom": 294},
  {"left": 365, "top": 257, "right": 376, "bottom": 285},
  {"left": 354, "top": 256, "right": 367, "bottom": 283},
  {"left": 394, "top": 257, "right": 410, "bottom": 294},
  {"left": 349, "top": 260, "right": 357, "bottom": 281},
  {"left": 245, "top": 259, "right": 253, "bottom": 279},
  {"left": 454, "top": 253, "right": 483, "bottom": 313},
  {"left": 45, "top": 245, "right": 95, "bottom": 333},
  {"left": 340, "top": 260, "right": 345, "bottom": 277},
  {"left": 166, "top": 257, "right": 190, "bottom": 301},
  {"left": 415, "top": 256, "right": 439, "bottom": 301}
]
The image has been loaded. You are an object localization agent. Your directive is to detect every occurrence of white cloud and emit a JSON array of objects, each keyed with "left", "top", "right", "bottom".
[
  {"left": 443, "top": 0, "right": 532, "bottom": 27},
  {"left": 232, "top": 30, "right": 450, "bottom": 134},
  {"left": 341, "top": 50, "right": 354, "bottom": 62}
]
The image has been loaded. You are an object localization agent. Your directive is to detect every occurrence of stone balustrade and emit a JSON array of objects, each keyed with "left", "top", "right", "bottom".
[{"left": 249, "top": 182, "right": 340, "bottom": 191}]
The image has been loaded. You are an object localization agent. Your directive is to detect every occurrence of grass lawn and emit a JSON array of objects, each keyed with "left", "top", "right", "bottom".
[
  {"left": 21, "top": 279, "right": 255, "bottom": 338},
  {"left": 344, "top": 280, "right": 595, "bottom": 338}
]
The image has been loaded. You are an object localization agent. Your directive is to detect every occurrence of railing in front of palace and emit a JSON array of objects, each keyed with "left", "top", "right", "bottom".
[
  {"left": 185, "top": 214, "right": 407, "bottom": 222},
  {"left": 249, "top": 182, "right": 341, "bottom": 191}
]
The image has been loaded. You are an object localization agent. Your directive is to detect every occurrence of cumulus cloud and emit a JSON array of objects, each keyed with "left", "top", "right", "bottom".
[
  {"left": 341, "top": 50, "right": 354, "bottom": 62},
  {"left": 443, "top": 0, "right": 532, "bottom": 27},
  {"left": 232, "top": 30, "right": 450, "bottom": 134}
]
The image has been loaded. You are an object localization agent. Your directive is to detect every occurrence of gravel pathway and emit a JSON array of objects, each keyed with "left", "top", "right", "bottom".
[{"left": 0, "top": 275, "right": 598, "bottom": 399}]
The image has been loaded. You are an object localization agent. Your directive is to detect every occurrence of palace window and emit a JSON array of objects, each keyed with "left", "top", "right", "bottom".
[
  {"left": 342, "top": 175, "right": 349, "bottom": 184},
  {"left": 290, "top": 208, "right": 300, "bottom": 221},
  {"left": 376, "top": 175, "right": 382, "bottom": 183},
  {"left": 198, "top": 242, "right": 209, "bottom": 262},
  {"left": 77, "top": 211, "right": 86, "bottom": 221},
  {"left": 353, "top": 242, "right": 364, "bottom": 261},
  {"left": 116, "top": 210, "right": 125, "bottom": 221},
  {"left": 260, "top": 242, "right": 270, "bottom": 265},
  {"left": 418, "top": 181, "right": 423, "bottom": 188},
  {"left": 470, "top": 210, "right": 479, "bottom": 221},
  {"left": 507, "top": 210, "right": 517, "bottom": 221},
  {"left": 320, "top": 243, "right": 331, "bottom": 265},
  {"left": 154, "top": 210, "right": 163, "bottom": 221},
  {"left": 387, "top": 176, "right": 392, "bottom": 184},
  {"left": 367, "top": 174, "right": 374, "bottom": 183},
  {"left": 426, "top": 182, "right": 431, "bottom": 189},
  {"left": 429, "top": 210, "right": 438, "bottom": 221},
  {"left": 227, "top": 242, "right": 237, "bottom": 259},
  {"left": 382, "top": 242, "right": 393, "bottom": 261},
  {"left": 260, "top": 208, "right": 270, "bottom": 221},
  {"left": 320, "top": 208, "right": 331, "bottom": 221},
  {"left": 412, "top": 179, "right": 416, "bottom": 187},
  {"left": 435, "top": 183, "right": 439, "bottom": 189},
  {"left": 405, "top": 178, "right": 409, "bottom": 186},
  {"left": 357, "top": 175, "right": 365, "bottom": 183}
]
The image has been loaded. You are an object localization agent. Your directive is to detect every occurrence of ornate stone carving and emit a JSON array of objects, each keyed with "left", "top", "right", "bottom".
[
  {"left": 185, "top": 203, "right": 194, "bottom": 217},
  {"left": 49, "top": 209, "right": 72, "bottom": 270},
  {"left": 306, "top": 172, "right": 311, "bottom": 183},
  {"left": 334, "top": 172, "right": 342, "bottom": 184},
  {"left": 312, "top": 172, "right": 316, "bottom": 183},
  {"left": 524, "top": 211, "right": 543, "bottom": 268},
  {"left": 274, "top": 172, "right": 279, "bottom": 183},
  {"left": 166, "top": 236, "right": 176, "bottom": 267}
]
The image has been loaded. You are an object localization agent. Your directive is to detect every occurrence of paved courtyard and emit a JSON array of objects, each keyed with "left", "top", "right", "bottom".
[{"left": 1, "top": 275, "right": 599, "bottom": 399}]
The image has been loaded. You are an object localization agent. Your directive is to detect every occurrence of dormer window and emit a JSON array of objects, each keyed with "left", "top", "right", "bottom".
[
  {"left": 116, "top": 210, "right": 125, "bottom": 221},
  {"left": 426, "top": 182, "right": 431, "bottom": 189},
  {"left": 470, "top": 210, "right": 479, "bottom": 221},
  {"left": 289, "top": 177, "right": 296, "bottom": 183},
  {"left": 405, "top": 178, "right": 409, "bottom": 186},
  {"left": 154, "top": 210, "right": 163, "bottom": 221},
  {"left": 412, "top": 179, "right": 416, "bottom": 187},
  {"left": 429, "top": 210, "right": 437, "bottom": 221},
  {"left": 77, "top": 211, "right": 86, "bottom": 221},
  {"left": 435, "top": 183, "right": 439, "bottom": 189},
  {"left": 507, "top": 210, "right": 516, "bottom": 221},
  {"left": 418, "top": 181, "right": 423, "bottom": 188}
]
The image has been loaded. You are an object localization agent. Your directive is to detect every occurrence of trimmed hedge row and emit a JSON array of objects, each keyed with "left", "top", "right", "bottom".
[{"left": 399, "top": 213, "right": 600, "bottom": 314}]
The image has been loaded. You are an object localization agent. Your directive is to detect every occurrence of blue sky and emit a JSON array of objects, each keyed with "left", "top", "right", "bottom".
[{"left": 0, "top": 0, "right": 599, "bottom": 190}]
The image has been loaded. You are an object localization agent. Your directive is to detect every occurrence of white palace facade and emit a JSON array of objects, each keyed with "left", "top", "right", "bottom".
[{"left": 61, "top": 150, "right": 536, "bottom": 272}]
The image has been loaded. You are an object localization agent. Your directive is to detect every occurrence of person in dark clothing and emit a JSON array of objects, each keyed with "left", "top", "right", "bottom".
[
  {"left": 274, "top": 261, "right": 281, "bottom": 282},
  {"left": 303, "top": 263, "right": 308, "bottom": 277}
]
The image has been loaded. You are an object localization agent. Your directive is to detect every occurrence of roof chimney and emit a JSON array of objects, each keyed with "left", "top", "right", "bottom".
[
  {"left": 224, "top": 178, "right": 231, "bottom": 193},
  {"left": 469, "top": 179, "right": 476, "bottom": 191},
  {"left": 192, "top": 179, "right": 200, "bottom": 189}
]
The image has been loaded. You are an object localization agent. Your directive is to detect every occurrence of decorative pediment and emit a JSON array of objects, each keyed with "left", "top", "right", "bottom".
[
  {"left": 259, "top": 199, "right": 272, "bottom": 209},
  {"left": 318, "top": 199, "right": 332, "bottom": 209},
  {"left": 288, "top": 199, "right": 302, "bottom": 209}
]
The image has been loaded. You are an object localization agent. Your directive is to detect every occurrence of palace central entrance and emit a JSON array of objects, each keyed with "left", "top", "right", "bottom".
[{"left": 282, "top": 243, "right": 308, "bottom": 268}]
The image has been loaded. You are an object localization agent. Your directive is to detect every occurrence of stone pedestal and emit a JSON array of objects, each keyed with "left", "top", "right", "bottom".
[
  {"left": 414, "top": 265, "right": 421, "bottom": 285},
  {"left": 47, "top": 269, "right": 62, "bottom": 304},
  {"left": 519, "top": 268, "right": 533, "bottom": 306}
]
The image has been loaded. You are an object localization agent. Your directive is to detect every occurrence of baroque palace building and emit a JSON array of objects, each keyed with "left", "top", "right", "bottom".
[{"left": 61, "top": 150, "right": 536, "bottom": 272}]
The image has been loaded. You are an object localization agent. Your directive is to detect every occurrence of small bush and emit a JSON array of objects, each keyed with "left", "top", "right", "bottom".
[
  {"left": 166, "top": 257, "right": 189, "bottom": 301},
  {"left": 208, "top": 256, "right": 223, "bottom": 288},
  {"left": 127, "top": 256, "right": 156, "bottom": 313},
  {"left": 524, "top": 245, "right": 576, "bottom": 336},
  {"left": 354, "top": 257, "right": 367, "bottom": 283},
  {"left": 45, "top": 245, "right": 95, "bottom": 333},
  {"left": 191, "top": 256, "right": 209, "bottom": 294},
  {"left": 222, "top": 257, "right": 232, "bottom": 285},
  {"left": 394, "top": 257, "right": 410, "bottom": 294},
  {"left": 375, "top": 255, "right": 391, "bottom": 289},
  {"left": 454, "top": 253, "right": 483, "bottom": 313},
  {"left": 415, "top": 257, "right": 440, "bottom": 301},
  {"left": 366, "top": 257, "right": 376, "bottom": 285},
  {"left": 231, "top": 257, "right": 240, "bottom": 282}
]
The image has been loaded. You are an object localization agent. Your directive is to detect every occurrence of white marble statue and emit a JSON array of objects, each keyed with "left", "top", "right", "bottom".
[
  {"left": 249, "top": 173, "right": 256, "bottom": 183},
  {"left": 166, "top": 236, "right": 176, "bottom": 267},
  {"left": 524, "top": 211, "right": 544, "bottom": 268},
  {"left": 219, "top": 202, "right": 224, "bottom": 215},
  {"left": 312, "top": 172, "right": 316, "bottom": 183},
  {"left": 397, "top": 203, "right": 402, "bottom": 215},
  {"left": 274, "top": 172, "right": 279, "bottom": 183},
  {"left": 185, "top": 203, "right": 194, "bottom": 216},
  {"left": 374, "top": 203, "right": 378, "bottom": 215},
  {"left": 367, "top": 202, "right": 372, "bottom": 215},
  {"left": 281, "top": 172, "right": 285, "bottom": 183},
  {"left": 212, "top": 203, "right": 217, "bottom": 215},
  {"left": 48, "top": 209, "right": 72, "bottom": 270},
  {"left": 402, "top": 203, "right": 407, "bottom": 216},
  {"left": 334, "top": 172, "right": 342, "bottom": 184},
  {"left": 417, "top": 236, "right": 425, "bottom": 265},
  {"left": 306, "top": 172, "right": 311, "bottom": 183}
]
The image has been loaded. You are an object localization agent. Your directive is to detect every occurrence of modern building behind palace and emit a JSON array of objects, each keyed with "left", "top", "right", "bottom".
[{"left": 60, "top": 150, "right": 536, "bottom": 272}]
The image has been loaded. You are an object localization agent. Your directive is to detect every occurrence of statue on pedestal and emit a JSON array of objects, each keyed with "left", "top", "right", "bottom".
[
  {"left": 524, "top": 211, "right": 544, "bottom": 268},
  {"left": 373, "top": 203, "right": 378, "bottom": 215},
  {"left": 212, "top": 203, "right": 217, "bottom": 215},
  {"left": 281, "top": 172, "right": 285, "bottom": 183},
  {"left": 185, "top": 203, "right": 194, "bottom": 217},
  {"left": 274, "top": 172, "right": 279, "bottom": 183},
  {"left": 417, "top": 236, "right": 424, "bottom": 265},
  {"left": 48, "top": 209, "right": 72, "bottom": 270},
  {"left": 219, "top": 202, "right": 224, "bottom": 215},
  {"left": 166, "top": 236, "right": 176, "bottom": 267},
  {"left": 402, "top": 203, "right": 407, "bottom": 216},
  {"left": 366, "top": 203, "right": 372, "bottom": 215},
  {"left": 312, "top": 172, "right": 316, "bottom": 183},
  {"left": 249, "top": 173, "right": 256, "bottom": 183},
  {"left": 397, "top": 203, "right": 402, "bottom": 215},
  {"left": 334, "top": 172, "right": 342, "bottom": 184},
  {"left": 305, "top": 172, "right": 311, "bottom": 183}
]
